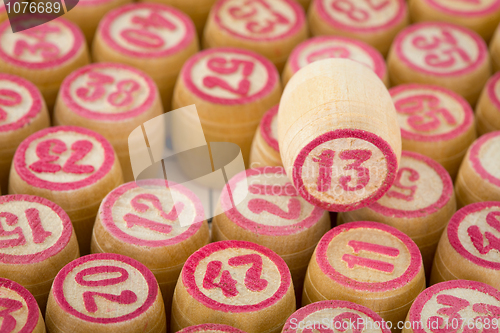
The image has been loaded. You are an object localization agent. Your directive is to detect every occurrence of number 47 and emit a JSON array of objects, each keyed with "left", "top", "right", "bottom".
[{"left": 203, "top": 254, "right": 268, "bottom": 297}]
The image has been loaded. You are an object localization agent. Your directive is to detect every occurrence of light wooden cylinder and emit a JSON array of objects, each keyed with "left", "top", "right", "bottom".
[
  {"left": 173, "top": 47, "right": 282, "bottom": 166},
  {"left": 54, "top": 63, "right": 164, "bottom": 182},
  {"left": 390, "top": 84, "right": 477, "bottom": 180},
  {"left": 171, "top": 240, "right": 296, "bottom": 333},
  {"left": 403, "top": 280, "right": 500, "bottom": 333},
  {"left": 454, "top": 131, "right": 500, "bottom": 207},
  {"left": 45, "top": 253, "right": 166, "bottom": 333},
  {"left": 388, "top": 22, "right": 491, "bottom": 106},
  {"left": 282, "top": 36, "right": 388, "bottom": 87},
  {"left": 212, "top": 167, "right": 330, "bottom": 298},
  {"left": 476, "top": 71, "right": 500, "bottom": 135},
  {"left": 0, "top": 277, "right": 46, "bottom": 333},
  {"left": 249, "top": 105, "right": 282, "bottom": 168},
  {"left": 491, "top": 23, "right": 500, "bottom": 72},
  {"left": 302, "top": 221, "right": 425, "bottom": 329},
  {"left": 137, "top": 0, "right": 217, "bottom": 36},
  {"left": 63, "top": 0, "right": 132, "bottom": 45},
  {"left": 430, "top": 202, "right": 500, "bottom": 288},
  {"left": 282, "top": 300, "right": 391, "bottom": 333},
  {"left": 409, "top": 0, "right": 500, "bottom": 42},
  {"left": 0, "top": 18, "right": 90, "bottom": 110},
  {"left": 0, "top": 73, "right": 50, "bottom": 194},
  {"left": 91, "top": 179, "right": 210, "bottom": 320},
  {"left": 203, "top": 0, "right": 308, "bottom": 72},
  {"left": 339, "top": 151, "right": 456, "bottom": 277},
  {"left": 92, "top": 3, "right": 199, "bottom": 110},
  {"left": 0, "top": 195, "right": 79, "bottom": 312},
  {"left": 9, "top": 126, "right": 124, "bottom": 255},
  {"left": 308, "top": 0, "right": 409, "bottom": 57},
  {"left": 278, "top": 59, "right": 402, "bottom": 212},
  {"left": 179, "top": 324, "right": 247, "bottom": 333}
]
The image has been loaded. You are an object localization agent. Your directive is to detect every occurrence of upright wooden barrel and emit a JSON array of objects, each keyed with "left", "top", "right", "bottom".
[{"left": 278, "top": 59, "right": 401, "bottom": 212}]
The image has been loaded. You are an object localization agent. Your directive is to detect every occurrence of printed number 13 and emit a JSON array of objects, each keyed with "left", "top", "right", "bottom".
[{"left": 313, "top": 149, "right": 372, "bottom": 192}]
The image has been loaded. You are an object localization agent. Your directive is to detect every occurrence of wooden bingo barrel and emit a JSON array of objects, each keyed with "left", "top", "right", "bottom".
[
  {"left": 431, "top": 202, "right": 500, "bottom": 288},
  {"left": 174, "top": 47, "right": 282, "bottom": 165},
  {"left": 0, "top": 18, "right": 90, "bottom": 109},
  {"left": 308, "top": 0, "right": 409, "bottom": 56},
  {"left": 204, "top": 0, "right": 308, "bottom": 72},
  {"left": 93, "top": 3, "right": 199, "bottom": 110},
  {"left": 303, "top": 221, "right": 425, "bottom": 326},
  {"left": 63, "top": 0, "right": 132, "bottom": 45},
  {"left": 388, "top": 22, "right": 491, "bottom": 106},
  {"left": 282, "top": 36, "right": 388, "bottom": 87},
  {"left": 0, "top": 195, "right": 79, "bottom": 311},
  {"left": 249, "top": 105, "right": 282, "bottom": 168},
  {"left": 91, "top": 179, "right": 210, "bottom": 317},
  {"left": 171, "top": 240, "right": 296, "bottom": 333},
  {"left": 179, "top": 324, "right": 247, "bottom": 333},
  {"left": 278, "top": 59, "right": 401, "bottom": 212},
  {"left": 0, "top": 277, "right": 46, "bottom": 333},
  {"left": 282, "top": 300, "right": 391, "bottom": 333},
  {"left": 339, "top": 151, "right": 456, "bottom": 276},
  {"left": 9, "top": 126, "right": 124, "bottom": 255},
  {"left": 409, "top": 0, "right": 500, "bottom": 42},
  {"left": 54, "top": 63, "right": 164, "bottom": 182},
  {"left": 0, "top": 73, "right": 49, "bottom": 194},
  {"left": 404, "top": 280, "right": 500, "bottom": 333},
  {"left": 138, "top": 0, "right": 217, "bottom": 36},
  {"left": 476, "top": 72, "right": 500, "bottom": 135},
  {"left": 45, "top": 253, "right": 166, "bottom": 333},
  {"left": 212, "top": 167, "right": 330, "bottom": 294},
  {"left": 390, "top": 84, "right": 477, "bottom": 179},
  {"left": 455, "top": 131, "right": 500, "bottom": 207}
]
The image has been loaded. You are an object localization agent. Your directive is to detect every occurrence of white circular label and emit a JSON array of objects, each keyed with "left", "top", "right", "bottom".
[
  {"left": 0, "top": 201, "right": 63, "bottom": 256},
  {"left": 399, "top": 25, "right": 481, "bottom": 75},
  {"left": 377, "top": 155, "right": 444, "bottom": 211},
  {"left": 24, "top": 131, "right": 106, "bottom": 184},
  {"left": 62, "top": 259, "right": 150, "bottom": 319},
  {"left": 68, "top": 67, "right": 151, "bottom": 115}
]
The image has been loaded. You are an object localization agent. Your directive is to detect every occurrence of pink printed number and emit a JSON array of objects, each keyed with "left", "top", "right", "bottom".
[
  {"left": 395, "top": 94, "right": 456, "bottom": 132},
  {"left": 14, "top": 25, "right": 62, "bottom": 61},
  {"left": 0, "top": 89, "right": 22, "bottom": 123},
  {"left": 247, "top": 182, "right": 302, "bottom": 220},
  {"left": 76, "top": 72, "right": 114, "bottom": 102},
  {"left": 0, "top": 298, "right": 23, "bottom": 333},
  {"left": 203, "top": 57, "right": 255, "bottom": 96},
  {"left": 228, "top": 0, "right": 290, "bottom": 34},
  {"left": 203, "top": 254, "right": 268, "bottom": 297},
  {"left": 120, "top": 12, "right": 175, "bottom": 49},
  {"left": 306, "top": 46, "right": 351, "bottom": 63},
  {"left": 76, "top": 71, "right": 141, "bottom": 107},
  {"left": 411, "top": 29, "right": 472, "bottom": 68},
  {"left": 468, "top": 211, "right": 500, "bottom": 255},
  {"left": 122, "top": 193, "right": 184, "bottom": 235},
  {"left": 342, "top": 240, "right": 399, "bottom": 273},
  {"left": 29, "top": 139, "right": 95, "bottom": 175},
  {"left": 0, "top": 209, "right": 52, "bottom": 248},
  {"left": 313, "top": 149, "right": 372, "bottom": 193},
  {"left": 75, "top": 266, "right": 138, "bottom": 313},
  {"left": 386, "top": 167, "right": 420, "bottom": 201}
]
